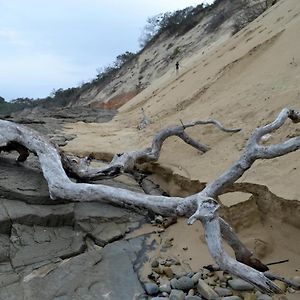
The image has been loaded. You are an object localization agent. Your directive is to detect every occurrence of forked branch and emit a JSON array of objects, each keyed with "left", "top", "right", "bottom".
[
  {"left": 0, "top": 108, "right": 299, "bottom": 294},
  {"left": 61, "top": 119, "right": 240, "bottom": 181}
]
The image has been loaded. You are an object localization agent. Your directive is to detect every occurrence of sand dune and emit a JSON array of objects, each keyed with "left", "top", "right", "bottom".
[{"left": 63, "top": 0, "right": 300, "bottom": 292}]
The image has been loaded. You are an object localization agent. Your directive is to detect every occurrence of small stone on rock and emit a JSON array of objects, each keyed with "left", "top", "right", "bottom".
[
  {"left": 228, "top": 279, "right": 254, "bottom": 291},
  {"left": 159, "top": 282, "right": 171, "bottom": 293},
  {"left": 151, "top": 259, "right": 159, "bottom": 268},
  {"left": 171, "top": 276, "right": 194, "bottom": 291},
  {"left": 196, "top": 279, "right": 219, "bottom": 300},
  {"left": 185, "top": 296, "right": 202, "bottom": 300},
  {"left": 169, "top": 289, "right": 185, "bottom": 300},
  {"left": 214, "top": 287, "right": 233, "bottom": 297},
  {"left": 256, "top": 294, "right": 272, "bottom": 300},
  {"left": 144, "top": 282, "right": 159, "bottom": 295}
]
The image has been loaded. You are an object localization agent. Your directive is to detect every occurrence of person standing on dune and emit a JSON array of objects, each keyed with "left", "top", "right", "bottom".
[{"left": 175, "top": 61, "right": 180, "bottom": 74}]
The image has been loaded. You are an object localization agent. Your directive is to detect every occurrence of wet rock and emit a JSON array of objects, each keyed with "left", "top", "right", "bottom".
[
  {"left": 0, "top": 155, "right": 51, "bottom": 204},
  {"left": 151, "top": 297, "right": 169, "bottom": 300},
  {"left": 169, "top": 289, "right": 185, "bottom": 300},
  {"left": 0, "top": 238, "right": 145, "bottom": 300},
  {"left": 0, "top": 262, "right": 20, "bottom": 288},
  {"left": 0, "top": 199, "right": 74, "bottom": 234},
  {"left": 144, "top": 282, "right": 159, "bottom": 295},
  {"left": 214, "top": 286, "right": 233, "bottom": 297},
  {"left": 76, "top": 220, "right": 126, "bottom": 246},
  {"left": 74, "top": 201, "right": 138, "bottom": 223},
  {"left": 171, "top": 276, "right": 194, "bottom": 291},
  {"left": 0, "top": 234, "right": 10, "bottom": 262},
  {"left": 10, "top": 224, "right": 85, "bottom": 269},
  {"left": 196, "top": 279, "right": 219, "bottom": 300},
  {"left": 185, "top": 296, "right": 202, "bottom": 300},
  {"left": 228, "top": 279, "right": 254, "bottom": 291}
]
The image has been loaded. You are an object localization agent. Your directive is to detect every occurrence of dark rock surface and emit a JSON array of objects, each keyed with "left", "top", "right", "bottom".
[
  {"left": 0, "top": 238, "right": 146, "bottom": 300},
  {"left": 0, "top": 131, "right": 149, "bottom": 299}
]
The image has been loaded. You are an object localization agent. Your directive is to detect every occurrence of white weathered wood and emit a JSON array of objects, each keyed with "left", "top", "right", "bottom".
[
  {"left": 62, "top": 119, "right": 241, "bottom": 181},
  {"left": 1, "top": 108, "right": 299, "bottom": 293}
]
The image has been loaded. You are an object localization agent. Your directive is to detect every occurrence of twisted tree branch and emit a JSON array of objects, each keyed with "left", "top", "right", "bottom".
[
  {"left": 0, "top": 108, "right": 299, "bottom": 294},
  {"left": 61, "top": 119, "right": 240, "bottom": 181}
]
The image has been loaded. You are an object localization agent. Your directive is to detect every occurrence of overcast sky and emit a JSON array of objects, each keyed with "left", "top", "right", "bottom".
[{"left": 0, "top": 0, "right": 214, "bottom": 101}]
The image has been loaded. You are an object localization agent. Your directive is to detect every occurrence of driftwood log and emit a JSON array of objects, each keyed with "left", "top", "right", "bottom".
[
  {"left": 61, "top": 118, "right": 240, "bottom": 182},
  {"left": 0, "top": 108, "right": 300, "bottom": 294}
]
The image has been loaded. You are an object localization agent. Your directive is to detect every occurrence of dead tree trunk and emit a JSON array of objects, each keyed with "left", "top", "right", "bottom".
[
  {"left": 1, "top": 108, "right": 299, "bottom": 294},
  {"left": 61, "top": 119, "right": 240, "bottom": 181}
]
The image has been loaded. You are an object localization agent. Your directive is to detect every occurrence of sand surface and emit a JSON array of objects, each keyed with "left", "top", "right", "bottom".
[{"left": 62, "top": 0, "right": 300, "bottom": 293}]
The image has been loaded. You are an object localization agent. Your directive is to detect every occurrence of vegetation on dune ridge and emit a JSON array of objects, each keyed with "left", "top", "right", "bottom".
[{"left": 0, "top": 0, "right": 273, "bottom": 115}]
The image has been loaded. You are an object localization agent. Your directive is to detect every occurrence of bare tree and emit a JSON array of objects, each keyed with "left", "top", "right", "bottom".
[{"left": 0, "top": 108, "right": 300, "bottom": 294}]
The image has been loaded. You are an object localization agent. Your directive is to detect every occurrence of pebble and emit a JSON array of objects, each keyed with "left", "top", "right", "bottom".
[
  {"left": 256, "top": 294, "right": 272, "bottom": 300},
  {"left": 185, "top": 296, "right": 202, "bottom": 300},
  {"left": 151, "top": 259, "right": 159, "bottom": 268},
  {"left": 153, "top": 267, "right": 164, "bottom": 274},
  {"left": 214, "top": 287, "right": 233, "bottom": 297},
  {"left": 196, "top": 279, "right": 219, "bottom": 300},
  {"left": 292, "top": 276, "right": 300, "bottom": 285},
  {"left": 171, "top": 276, "right": 194, "bottom": 291},
  {"left": 192, "top": 272, "right": 202, "bottom": 284},
  {"left": 155, "top": 215, "right": 164, "bottom": 224},
  {"left": 205, "top": 277, "right": 217, "bottom": 286},
  {"left": 169, "top": 289, "right": 185, "bottom": 300},
  {"left": 187, "top": 289, "right": 195, "bottom": 296},
  {"left": 148, "top": 271, "right": 160, "bottom": 281},
  {"left": 144, "top": 282, "right": 159, "bottom": 295},
  {"left": 160, "top": 282, "right": 171, "bottom": 293},
  {"left": 186, "top": 272, "right": 194, "bottom": 278},
  {"left": 228, "top": 279, "right": 254, "bottom": 291},
  {"left": 221, "top": 297, "right": 243, "bottom": 300},
  {"left": 163, "top": 267, "right": 174, "bottom": 278}
]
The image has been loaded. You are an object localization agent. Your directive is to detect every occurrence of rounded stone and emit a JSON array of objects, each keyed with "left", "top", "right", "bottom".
[
  {"left": 151, "top": 259, "right": 159, "bottom": 268},
  {"left": 221, "top": 297, "right": 243, "bottom": 300},
  {"left": 163, "top": 266, "right": 174, "bottom": 278},
  {"left": 159, "top": 282, "right": 171, "bottom": 293},
  {"left": 256, "top": 294, "right": 272, "bottom": 300},
  {"left": 169, "top": 289, "right": 185, "bottom": 300},
  {"left": 228, "top": 279, "right": 254, "bottom": 291},
  {"left": 214, "top": 286, "right": 233, "bottom": 297},
  {"left": 171, "top": 276, "right": 194, "bottom": 291},
  {"left": 192, "top": 272, "right": 202, "bottom": 284},
  {"left": 144, "top": 282, "right": 159, "bottom": 295}
]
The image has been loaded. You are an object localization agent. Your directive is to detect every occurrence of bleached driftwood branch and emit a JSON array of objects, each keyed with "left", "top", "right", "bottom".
[
  {"left": 61, "top": 119, "right": 241, "bottom": 181},
  {"left": 0, "top": 108, "right": 299, "bottom": 294}
]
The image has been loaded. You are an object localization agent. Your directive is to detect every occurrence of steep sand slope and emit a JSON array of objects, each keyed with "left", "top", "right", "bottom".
[
  {"left": 62, "top": 0, "right": 300, "bottom": 290},
  {"left": 64, "top": 0, "right": 300, "bottom": 201}
]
